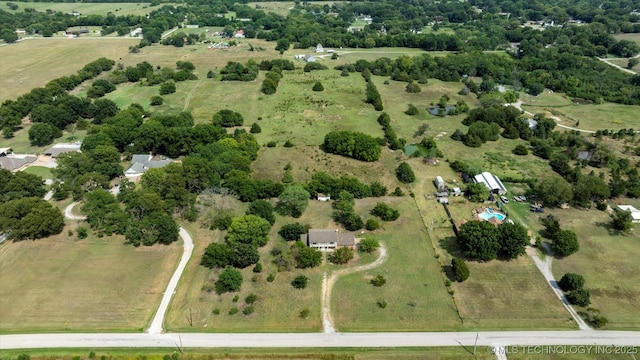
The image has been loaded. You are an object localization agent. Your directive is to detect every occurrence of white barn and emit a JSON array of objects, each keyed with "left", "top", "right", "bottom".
[
  {"left": 617, "top": 205, "right": 640, "bottom": 223},
  {"left": 474, "top": 171, "right": 507, "bottom": 195}
]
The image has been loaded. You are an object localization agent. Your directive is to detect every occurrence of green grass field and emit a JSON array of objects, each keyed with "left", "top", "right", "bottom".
[
  {"left": 21, "top": 165, "right": 53, "bottom": 179},
  {"left": 0, "top": 224, "right": 181, "bottom": 333},
  {"left": 520, "top": 92, "right": 639, "bottom": 131},
  {"left": 0, "top": 38, "right": 138, "bottom": 102},
  {"left": 0, "top": 1, "right": 167, "bottom": 16},
  {"left": 332, "top": 197, "right": 462, "bottom": 331}
]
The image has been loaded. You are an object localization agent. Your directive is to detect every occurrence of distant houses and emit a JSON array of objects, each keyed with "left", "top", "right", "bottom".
[
  {"left": 474, "top": 171, "right": 507, "bottom": 195},
  {"left": 44, "top": 142, "right": 82, "bottom": 158},
  {"left": 234, "top": 30, "right": 245, "bottom": 38},
  {"left": 125, "top": 154, "right": 173, "bottom": 180},
  {"left": 300, "top": 229, "right": 355, "bottom": 250}
]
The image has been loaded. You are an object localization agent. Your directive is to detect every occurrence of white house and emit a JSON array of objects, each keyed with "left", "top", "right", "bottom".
[
  {"left": 617, "top": 205, "right": 640, "bottom": 223},
  {"left": 474, "top": 171, "right": 507, "bottom": 195},
  {"left": 315, "top": 43, "right": 324, "bottom": 53}
]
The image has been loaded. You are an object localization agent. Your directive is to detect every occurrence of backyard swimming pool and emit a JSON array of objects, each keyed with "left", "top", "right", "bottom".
[{"left": 478, "top": 210, "right": 506, "bottom": 221}]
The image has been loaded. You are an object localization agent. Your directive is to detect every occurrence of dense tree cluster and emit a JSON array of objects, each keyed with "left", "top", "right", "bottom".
[
  {"left": 370, "top": 202, "right": 400, "bottom": 221},
  {"left": 540, "top": 215, "right": 580, "bottom": 257},
  {"left": 261, "top": 69, "right": 282, "bottom": 95},
  {"left": 305, "top": 172, "right": 387, "bottom": 199},
  {"left": 212, "top": 109, "right": 244, "bottom": 127},
  {"left": 376, "top": 112, "right": 405, "bottom": 150},
  {"left": 323, "top": 131, "right": 381, "bottom": 162},
  {"left": 457, "top": 221, "right": 529, "bottom": 261},
  {"left": 332, "top": 190, "right": 363, "bottom": 231},
  {"left": 219, "top": 60, "right": 259, "bottom": 81}
]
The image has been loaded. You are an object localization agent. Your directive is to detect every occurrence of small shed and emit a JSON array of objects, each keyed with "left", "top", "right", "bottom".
[
  {"left": 317, "top": 193, "right": 331, "bottom": 202},
  {"left": 315, "top": 43, "right": 324, "bottom": 53},
  {"left": 434, "top": 176, "right": 446, "bottom": 191}
]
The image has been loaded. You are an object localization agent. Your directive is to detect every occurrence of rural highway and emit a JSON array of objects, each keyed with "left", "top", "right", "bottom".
[{"left": 1, "top": 331, "right": 639, "bottom": 350}]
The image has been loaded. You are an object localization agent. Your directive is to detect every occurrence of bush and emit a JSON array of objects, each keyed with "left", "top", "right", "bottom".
[
  {"left": 395, "top": 162, "right": 416, "bottom": 183},
  {"left": 370, "top": 202, "right": 400, "bottom": 221},
  {"left": 359, "top": 237, "right": 379, "bottom": 252},
  {"left": 245, "top": 293, "right": 258, "bottom": 304},
  {"left": 451, "top": 258, "right": 470, "bottom": 282},
  {"left": 215, "top": 267, "right": 243, "bottom": 294},
  {"left": 150, "top": 96, "right": 164, "bottom": 106},
  {"left": 253, "top": 263, "right": 263, "bottom": 273},
  {"left": 330, "top": 247, "right": 354, "bottom": 264},
  {"left": 212, "top": 308, "right": 220, "bottom": 315},
  {"left": 566, "top": 288, "right": 591, "bottom": 307},
  {"left": 267, "top": 273, "right": 275, "bottom": 282},
  {"left": 558, "top": 273, "right": 585, "bottom": 291},
  {"left": 312, "top": 82, "right": 324, "bottom": 92},
  {"left": 392, "top": 187, "right": 405, "bottom": 196},
  {"left": 159, "top": 81, "right": 176, "bottom": 95},
  {"left": 266, "top": 140, "right": 277, "bottom": 147},
  {"left": 250, "top": 123, "right": 262, "bottom": 133},
  {"left": 512, "top": 144, "right": 529, "bottom": 155},
  {"left": 365, "top": 219, "right": 380, "bottom": 231},
  {"left": 283, "top": 140, "right": 294, "bottom": 147},
  {"left": 279, "top": 223, "right": 306, "bottom": 241},
  {"left": 77, "top": 226, "right": 88, "bottom": 239},
  {"left": 303, "top": 62, "right": 328, "bottom": 72},
  {"left": 405, "top": 82, "right": 421, "bottom": 93},
  {"left": 377, "top": 300, "right": 387, "bottom": 308},
  {"left": 300, "top": 308, "right": 310, "bottom": 318},
  {"left": 211, "top": 211, "right": 234, "bottom": 230},
  {"left": 371, "top": 274, "right": 386, "bottom": 287},
  {"left": 228, "top": 307, "right": 239, "bottom": 315},
  {"left": 207, "top": 70, "right": 215, "bottom": 78},
  {"left": 405, "top": 104, "right": 418, "bottom": 115},
  {"left": 212, "top": 109, "right": 244, "bottom": 127},
  {"left": 291, "top": 274, "right": 309, "bottom": 289}
]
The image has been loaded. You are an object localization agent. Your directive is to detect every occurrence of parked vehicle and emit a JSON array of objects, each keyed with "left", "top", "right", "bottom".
[{"left": 500, "top": 196, "right": 509, "bottom": 204}]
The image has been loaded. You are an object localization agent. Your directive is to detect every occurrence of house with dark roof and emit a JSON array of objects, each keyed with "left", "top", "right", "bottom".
[
  {"left": 125, "top": 154, "right": 173, "bottom": 180},
  {"left": 0, "top": 154, "right": 37, "bottom": 172},
  {"left": 300, "top": 229, "right": 355, "bottom": 250}
]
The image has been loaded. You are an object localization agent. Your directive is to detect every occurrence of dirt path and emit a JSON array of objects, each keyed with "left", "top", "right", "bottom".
[
  {"left": 526, "top": 246, "right": 591, "bottom": 331},
  {"left": 183, "top": 79, "right": 203, "bottom": 111},
  {"left": 321, "top": 244, "right": 388, "bottom": 333},
  {"left": 510, "top": 101, "right": 597, "bottom": 134},
  {"left": 598, "top": 57, "right": 637, "bottom": 75},
  {"left": 64, "top": 202, "right": 87, "bottom": 220}
]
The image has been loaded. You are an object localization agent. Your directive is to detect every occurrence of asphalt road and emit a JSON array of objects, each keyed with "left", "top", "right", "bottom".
[{"left": 1, "top": 331, "right": 638, "bottom": 350}]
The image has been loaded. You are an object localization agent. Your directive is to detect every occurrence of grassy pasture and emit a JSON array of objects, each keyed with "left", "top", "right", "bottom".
[
  {"left": 0, "top": 223, "right": 182, "bottom": 333},
  {"left": 21, "top": 165, "right": 53, "bottom": 179},
  {"left": 2, "top": 124, "right": 87, "bottom": 155},
  {"left": 0, "top": 38, "right": 138, "bottom": 102},
  {"left": 520, "top": 92, "right": 639, "bottom": 131},
  {"left": 613, "top": 33, "right": 640, "bottom": 45},
  {"left": 332, "top": 197, "right": 462, "bottom": 331},
  {"left": 0, "top": 1, "right": 167, "bottom": 16}
]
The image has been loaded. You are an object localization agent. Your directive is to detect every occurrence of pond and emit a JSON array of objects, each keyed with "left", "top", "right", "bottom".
[
  {"left": 427, "top": 105, "right": 457, "bottom": 116},
  {"left": 403, "top": 144, "right": 419, "bottom": 156}
]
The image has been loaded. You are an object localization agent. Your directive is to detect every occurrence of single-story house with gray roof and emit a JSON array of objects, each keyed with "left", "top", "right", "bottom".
[{"left": 300, "top": 229, "right": 355, "bottom": 250}]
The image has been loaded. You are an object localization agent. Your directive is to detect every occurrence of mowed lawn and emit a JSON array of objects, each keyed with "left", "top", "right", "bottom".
[
  {"left": 332, "top": 197, "right": 462, "bottom": 331},
  {"left": 409, "top": 160, "right": 575, "bottom": 330},
  {"left": 0, "top": 38, "right": 138, "bottom": 102},
  {"left": 0, "top": 226, "right": 182, "bottom": 333},
  {"left": 545, "top": 207, "right": 640, "bottom": 330},
  {"left": 0, "top": 1, "right": 165, "bottom": 16}
]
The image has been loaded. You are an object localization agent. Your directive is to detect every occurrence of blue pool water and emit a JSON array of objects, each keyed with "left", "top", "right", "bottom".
[{"left": 478, "top": 211, "right": 506, "bottom": 221}]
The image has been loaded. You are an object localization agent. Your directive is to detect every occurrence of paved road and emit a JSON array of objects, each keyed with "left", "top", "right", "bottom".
[
  {"left": 146, "top": 227, "right": 194, "bottom": 334},
  {"left": 1, "top": 331, "right": 638, "bottom": 350}
]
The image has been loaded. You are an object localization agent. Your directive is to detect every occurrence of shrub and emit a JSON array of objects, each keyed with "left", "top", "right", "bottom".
[
  {"left": 245, "top": 293, "right": 258, "bottom": 304},
  {"left": 215, "top": 267, "right": 243, "bottom": 294},
  {"left": 267, "top": 273, "right": 275, "bottom": 282},
  {"left": 232, "top": 295, "right": 239, "bottom": 302},
  {"left": 159, "top": 81, "right": 176, "bottom": 95},
  {"left": 566, "top": 289, "right": 591, "bottom": 307},
  {"left": 330, "top": 247, "right": 354, "bottom": 264},
  {"left": 392, "top": 187, "right": 405, "bottom": 196},
  {"left": 512, "top": 144, "right": 529, "bottom": 155},
  {"left": 312, "top": 82, "right": 324, "bottom": 92},
  {"left": 279, "top": 223, "right": 306, "bottom": 241},
  {"left": 291, "top": 274, "right": 309, "bottom": 289},
  {"left": 300, "top": 308, "right": 310, "bottom": 318},
  {"left": 228, "top": 307, "right": 239, "bottom": 315},
  {"left": 283, "top": 140, "right": 294, "bottom": 147},
  {"left": 371, "top": 274, "right": 386, "bottom": 287},
  {"left": 359, "top": 237, "right": 379, "bottom": 252},
  {"left": 212, "top": 308, "right": 220, "bottom": 315},
  {"left": 266, "top": 140, "right": 277, "bottom": 147},
  {"left": 250, "top": 123, "right": 262, "bottom": 133},
  {"left": 207, "top": 70, "right": 215, "bottom": 78},
  {"left": 451, "top": 258, "right": 470, "bottom": 282},
  {"left": 253, "top": 263, "right": 263, "bottom": 273},
  {"left": 370, "top": 202, "right": 400, "bottom": 221},
  {"left": 558, "top": 273, "right": 585, "bottom": 291},
  {"left": 365, "top": 219, "right": 380, "bottom": 231},
  {"left": 77, "top": 227, "right": 88, "bottom": 239},
  {"left": 405, "top": 82, "right": 421, "bottom": 93},
  {"left": 377, "top": 300, "right": 388, "bottom": 308},
  {"left": 150, "top": 95, "right": 164, "bottom": 106},
  {"left": 395, "top": 162, "right": 415, "bottom": 183},
  {"left": 405, "top": 104, "right": 418, "bottom": 115}
]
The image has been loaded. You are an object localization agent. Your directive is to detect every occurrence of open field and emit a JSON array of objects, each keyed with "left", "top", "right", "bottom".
[
  {"left": 519, "top": 92, "right": 639, "bottom": 131},
  {"left": 613, "top": 33, "right": 640, "bottom": 45},
  {"left": 608, "top": 58, "right": 640, "bottom": 72},
  {"left": 0, "top": 1, "right": 167, "bottom": 16},
  {"left": 0, "top": 223, "right": 181, "bottom": 333},
  {"left": 0, "top": 347, "right": 496, "bottom": 360},
  {"left": 0, "top": 38, "right": 138, "bottom": 102},
  {"left": 2, "top": 125, "right": 87, "bottom": 155},
  {"left": 332, "top": 197, "right": 462, "bottom": 331}
]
